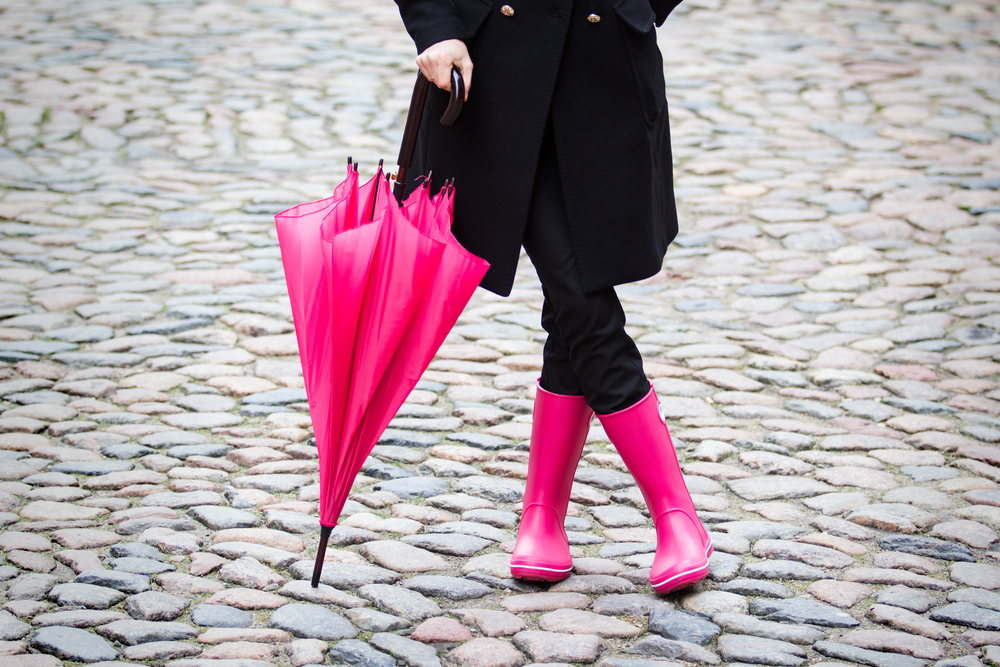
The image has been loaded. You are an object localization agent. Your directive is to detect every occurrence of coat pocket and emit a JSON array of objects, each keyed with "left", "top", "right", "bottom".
[{"left": 614, "top": 0, "right": 666, "bottom": 124}]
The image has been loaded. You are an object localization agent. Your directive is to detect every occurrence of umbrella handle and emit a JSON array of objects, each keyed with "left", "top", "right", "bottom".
[{"left": 393, "top": 66, "right": 464, "bottom": 205}]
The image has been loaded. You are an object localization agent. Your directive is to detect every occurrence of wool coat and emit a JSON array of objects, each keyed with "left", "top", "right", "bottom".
[{"left": 395, "top": 0, "right": 684, "bottom": 296}]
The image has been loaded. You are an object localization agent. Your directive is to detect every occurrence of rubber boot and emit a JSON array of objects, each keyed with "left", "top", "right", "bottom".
[
  {"left": 598, "top": 385, "right": 712, "bottom": 593},
  {"left": 510, "top": 383, "right": 594, "bottom": 581}
]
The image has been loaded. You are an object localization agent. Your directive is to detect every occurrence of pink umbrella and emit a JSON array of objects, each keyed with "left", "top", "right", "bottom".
[{"left": 275, "top": 71, "right": 488, "bottom": 586}]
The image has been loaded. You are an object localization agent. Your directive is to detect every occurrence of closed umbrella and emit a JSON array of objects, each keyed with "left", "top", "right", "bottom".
[{"left": 275, "top": 70, "right": 488, "bottom": 586}]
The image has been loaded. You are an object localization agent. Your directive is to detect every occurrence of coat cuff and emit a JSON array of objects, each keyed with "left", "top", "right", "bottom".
[{"left": 396, "top": 0, "right": 470, "bottom": 54}]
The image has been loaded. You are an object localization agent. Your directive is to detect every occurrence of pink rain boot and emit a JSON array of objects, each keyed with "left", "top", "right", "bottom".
[
  {"left": 598, "top": 385, "right": 713, "bottom": 593},
  {"left": 510, "top": 383, "right": 594, "bottom": 582}
]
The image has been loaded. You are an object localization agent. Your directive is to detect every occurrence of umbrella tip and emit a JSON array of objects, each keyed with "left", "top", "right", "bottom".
[{"left": 347, "top": 156, "right": 352, "bottom": 166}]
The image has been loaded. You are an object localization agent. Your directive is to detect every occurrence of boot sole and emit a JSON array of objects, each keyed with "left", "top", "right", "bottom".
[
  {"left": 510, "top": 563, "right": 572, "bottom": 582},
  {"left": 650, "top": 542, "right": 714, "bottom": 594}
]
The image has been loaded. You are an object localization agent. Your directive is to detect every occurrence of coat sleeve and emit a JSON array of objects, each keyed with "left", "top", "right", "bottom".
[
  {"left": 395, "top": 0, "right": 470, "bottom": 54},
  {"left": 651, "top": 0, "right": 684, "bottom": 26}
]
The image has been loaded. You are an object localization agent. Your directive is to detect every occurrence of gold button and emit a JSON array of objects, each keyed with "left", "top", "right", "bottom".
[
  {"left": 587, "top": 13, "right": 601, "bottom": 23},
  {"left": 501, "top": 5, "right": 514, "bottom": 16}
]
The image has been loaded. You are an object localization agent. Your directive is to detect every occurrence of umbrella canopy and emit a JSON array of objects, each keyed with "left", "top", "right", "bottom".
[{"left": 275, "top": 159, "right": 488, "bottom": 586}]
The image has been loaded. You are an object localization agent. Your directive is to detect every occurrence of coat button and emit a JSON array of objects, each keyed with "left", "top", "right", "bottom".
[
  {"left": 501, "top": 5, "right": 514, "bottom": 16},
  {"left": 587, "top": 13, "right": 600, "bottom": 23}
]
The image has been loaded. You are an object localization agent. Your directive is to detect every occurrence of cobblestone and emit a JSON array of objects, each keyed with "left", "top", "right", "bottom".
[{"left": 0, "top": 0, "right": 996, "bottom": 664}]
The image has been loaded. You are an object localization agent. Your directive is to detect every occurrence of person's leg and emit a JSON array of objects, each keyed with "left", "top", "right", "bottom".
[
  {"left": 598, "top": 386, "right": 713, "bottom": 592},
  {"left": 519, "top": 120, "right": 710, "bottom": 592},
  {"left": 521, "top": 121, "right": 648, "bottom": 413},
  {"left": 509, "top": 122, "right": 596, "bottom": 581}
]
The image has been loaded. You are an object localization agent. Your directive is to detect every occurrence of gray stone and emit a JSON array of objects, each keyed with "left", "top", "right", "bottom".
[
  {"left": 876, "top": 535, "right": 975, "bottom": 562},
  {"left": 627, "top": 635, "right": 721, "bottom": 665},
  {"left": 707, "top": 551, "right": 742, "bottom": 581},
  {"left": 727, "top": 477, "right": 835, "bottom": 501},
  {"left": 358, "top": 583, "right": 441, "bottom": 621},
  {"left": 32, "top": 609, "right": 130, "bottom": 628},
  {"left": 48, "top": 460, "right": 134, "bottom": 476},
  {"left": 549, "top": 575, "right": 636, "bottom": 595},
  {"left": 752, "top": 539, "right": 854, "bottom": 569},
  {"left": 716, "top": 635, "right": 807, "bottom": 666},
  {"left": 401, "top": 575, "right": 492, "bottom": 600},
  {"left": 514, "top": 630, "right": 603, "bottom": 664},
  {"left": 30, "top": 625, "right": 118, "bottom": 662},
  {"left": 110, "top": 557, "right": 176, "bottom": 575},
  {"left": 49, "top": 583, "right": 127, "bottom": 609},
  {"left": 718, "top": 579, "right": 795, "bottom": 599},
  {"left": 279, "top": 580, "right": 367, "bottom": 608},
  {"left": 6, "top": 573, "right": 58, "bottom": 600},
  {"left": 882, "top": 397, "right": 956, "bottom": 415},
  {"left": 713, "top": 612, "right": 826, "bottom": 645},
  {"left": 290, "top": 561, "right": 401, "bottom": 588},
  {"left": 813, "top": 640, "right": 927, "bottom": 667},
  {"left": 367, "top": 477, "right": 449, "bottom": 499},
  {"left": 124, "top": 591, "right": 190, "bottom": 621},
  {"left": 647, "top": 609, "right": 720, "bottom": 645},
  {"left": 574, "top": 468, "right": 635, "bottom": 490},
  {"left": 165, "top": 443, "right": 234, "bottom": 460},
  {"left": 876, "top": 586, "right": 936, "bottom": 613},
  {"left": 329, "top": 639, "right": 396, "bottom": 667},
  {"left": 379, "top": 430, "right": 442, "bottom": 447},
  {"left": 139, "top": 432, "right": 208, "bottom": 448},
  {"left": 401, "top": 533, "right": 491, "bottom": 557},
  {"left": 426, "top": 520, "right": 512, "bottom": 543},
  {"left": 0, "top": 610, "right": 31, "bottom": 640},
  {"left": 951, "top": 563, "right": 1000, "bottom": 590},
  {"left": 452, "top": 476, "right": 524, "bottom": 503},
  {"left": 345, "top": 608, "right": 411, "bottom": 633},
  {"left": 190, "top": 604, "right": 253, "bottom": 628},
  {"left": 110, "top": 543, "right": 166, "bottom": 561},
  {"left": 188, "top": 505, "right": 262, "bottom": 530},
  {"left": 930, "top": 602, "right": 1000, "bottom": 630},
  {"left": 949, "top": 587, "right": 1000, "bottom": 612},
  {"left": 370, "top": 632, "right": 442, "bottom": 667},
  {"left": 270, "top": 603, "right": 359, "bottom": 640},
  {"left": 232, "top": 474, "right": 314, "bottom": 493},
  {"left": 591, "top": 594, "right": 673, "bottom": 617},
  {"left": 96, "top": 619, "right": 199, "bottom": 645},
  {"left": 123, "top": 640, "right": 202, "bottom": 662},
  {"left": 265, "top": 509, "right": 320, "bottom": 533},
  {"left": 102, "top": 444, "right": 156, "bottom": 459},
  {"left": 216, "top": 553, "right": 290, "bottom": 584},
  {"left": 143, "top": 490, "right": 226, "bottom": 508},
  {"left": 462, "top": 508, "right": 518, "bottom": 528},
  {"left": 847, "top": 504, "right": 939, "bottom": 534},
  {"left": 742, "top": 559, "right": 834, "bottom": 581},
  {"left": 750, "top": 598, "right": 860, "bottom": 627},
  {"left": 75, "top": 569, "right": 150, "bottom": 594}
]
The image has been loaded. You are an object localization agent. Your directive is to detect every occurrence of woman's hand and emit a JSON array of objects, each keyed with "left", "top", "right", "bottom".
[{"left": 415, "top": 39, "right": 472, "bottom": 101}]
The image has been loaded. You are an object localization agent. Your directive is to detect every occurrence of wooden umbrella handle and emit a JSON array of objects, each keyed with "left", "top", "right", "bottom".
[{"left": 393, "top": 67, "right": 464, "bottom": 204}]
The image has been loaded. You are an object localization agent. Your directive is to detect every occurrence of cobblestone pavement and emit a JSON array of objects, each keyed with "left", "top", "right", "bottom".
[{"left": 0, "top": 0, "right": 999, "bottom": 665}]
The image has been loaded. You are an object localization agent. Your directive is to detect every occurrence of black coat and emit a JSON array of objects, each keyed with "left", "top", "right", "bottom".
[{"left": 396, "top": 0, "right": 683, "bottom": 296}]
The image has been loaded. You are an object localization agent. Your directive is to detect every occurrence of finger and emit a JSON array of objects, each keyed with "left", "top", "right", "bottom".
[
  {"left": 459, "top": 58, "right": 473, "bottom": 100},
  {"left": 432, "top": 54, "right": 453, "bottom": 92},
  {"left": 415, "top": 55, "right": 434, "bottom": 83}
]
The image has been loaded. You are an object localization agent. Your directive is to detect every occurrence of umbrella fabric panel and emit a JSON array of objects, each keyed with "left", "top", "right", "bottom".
[{"left": 277, "top": 169, "right": 488, "bottom": 531}]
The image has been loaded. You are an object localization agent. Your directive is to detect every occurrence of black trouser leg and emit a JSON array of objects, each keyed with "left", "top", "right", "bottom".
[{"left": 521, "top": 122, "right": 649, "bottom": 415}]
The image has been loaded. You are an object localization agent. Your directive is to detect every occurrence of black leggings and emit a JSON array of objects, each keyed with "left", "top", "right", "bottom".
[{"left": 521, "top": 122, "right": 650, "bottom": 415}]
